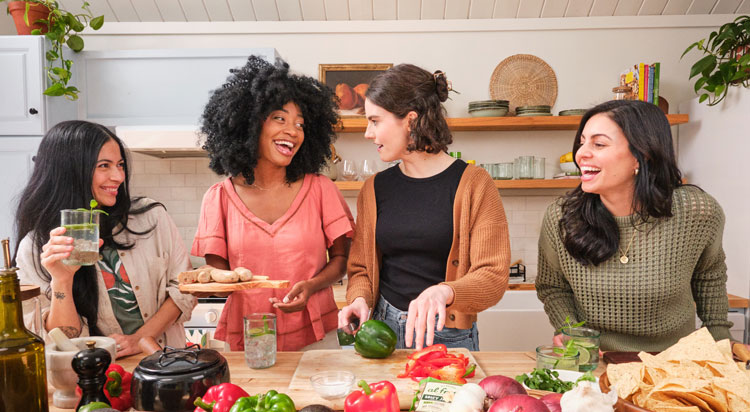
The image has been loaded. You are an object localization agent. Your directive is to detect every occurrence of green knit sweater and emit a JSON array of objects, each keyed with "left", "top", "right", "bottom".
[{"left": 536, "top": 185, "right": 733, "bottom": 351}]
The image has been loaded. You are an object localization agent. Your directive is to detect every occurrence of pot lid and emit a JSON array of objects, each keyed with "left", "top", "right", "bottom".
[{"left": 136, "top": 344, "right": 223, "bottom": 376}]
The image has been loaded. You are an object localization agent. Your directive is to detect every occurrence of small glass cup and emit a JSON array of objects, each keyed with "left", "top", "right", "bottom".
[
  {"left": 561, "top": 327, "right": 600, "bottom": 372},
  {"left": 244, "top": 313, "right": 277, "bottom": 369},
  {"left": 340, "top": 160, "right": 359, "bottom": 181},
  {"left": 360, "top": 160, "right": 378, "bottom": 180},
  {"left": 536, "top": 345, "right": 579, "bottom": 371},
  {"left": 518, "top": 156, "right": 534, "bottom": 179},
  {"left": 496, "top": 162, "right": 514, "bottom": 180},
  {"left": 534, "top": 157, "right": 546, "bottom": 179},
  {"left": 60, "top": 209, "right": 100, "bottom": 266}
]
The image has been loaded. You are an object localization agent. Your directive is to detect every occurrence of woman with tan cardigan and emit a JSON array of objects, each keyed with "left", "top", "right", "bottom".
[{"left": 338, "top": 64, "right": 510, "bottom": 351}]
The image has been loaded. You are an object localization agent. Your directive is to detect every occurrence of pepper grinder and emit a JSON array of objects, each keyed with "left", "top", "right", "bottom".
[{"left": 72, "top": 340, "right": 112, "bottom": 410}]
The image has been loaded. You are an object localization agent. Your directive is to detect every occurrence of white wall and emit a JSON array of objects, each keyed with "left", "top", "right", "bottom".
[{"left": 75, "top": 15, "right": 748, "bottom": 295}]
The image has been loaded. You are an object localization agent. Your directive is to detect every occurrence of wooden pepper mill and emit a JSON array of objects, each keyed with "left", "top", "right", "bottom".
[{"left": 72, "top": 340, "right": 112, "bottom": 410}]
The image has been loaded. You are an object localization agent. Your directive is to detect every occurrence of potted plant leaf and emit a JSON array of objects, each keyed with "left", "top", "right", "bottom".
[
  {"left": 682, "top": 15, "right": 750, "bottom": 106},
  {"left": 3, "top": 0, "right": 104, "bottom": 100}
]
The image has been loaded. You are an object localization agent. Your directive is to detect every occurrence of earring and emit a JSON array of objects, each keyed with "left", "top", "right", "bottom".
[{"left": 634, "top": 168, "right": 639, "bottom": 176}]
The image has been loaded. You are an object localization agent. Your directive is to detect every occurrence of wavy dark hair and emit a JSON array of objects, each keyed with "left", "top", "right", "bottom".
[
  {"left": 200, "top": 55, "right": 339, "bottom": 184},
  {"left": 560, "top": 100, "right": 683, "bottom": 265},
  {"left": 365, "top": 64, "right": 452, "bottom": 153},
  {"left": 13, "top": 120, "right": 163, "bottom": 336}
]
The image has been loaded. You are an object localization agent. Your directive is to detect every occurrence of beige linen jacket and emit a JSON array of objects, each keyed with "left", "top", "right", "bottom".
[{"left": 17, "top": 200, "right": 196, "bottom": 348}]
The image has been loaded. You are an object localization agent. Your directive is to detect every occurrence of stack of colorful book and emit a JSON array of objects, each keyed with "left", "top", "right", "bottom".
[{"left": 618, "top": 63, "right": 660, "bottom": 104}]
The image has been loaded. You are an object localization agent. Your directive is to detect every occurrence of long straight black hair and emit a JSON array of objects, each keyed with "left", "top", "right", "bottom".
[
  {"left": 13, "top": 120, "right": 162, "bottom": 336},
  {"left": 560, "top": 100, "right": 683, "bottom": 266}
]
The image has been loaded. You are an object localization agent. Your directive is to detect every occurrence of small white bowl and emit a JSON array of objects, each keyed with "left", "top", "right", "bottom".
[
  {"left": 310, "top": 370, "right": 355, "bottom": 400},
  {"left": 559, "top": 161, "right": 579, "bottom": 174},
  {"left": 46, "top": 336, "right": 116, "bottom": 409}
]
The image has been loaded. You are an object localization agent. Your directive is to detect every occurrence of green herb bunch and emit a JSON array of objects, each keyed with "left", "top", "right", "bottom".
[
  {"left": 515, "top": 368, "right": 596, "bottom": 393},
  {"left": 553, "top": 316, "right": 586, "bottom": 365}
]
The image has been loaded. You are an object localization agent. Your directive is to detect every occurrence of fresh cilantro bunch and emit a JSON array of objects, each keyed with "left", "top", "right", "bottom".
[{"left": 515, "top": 368, "right": 595, "bottom": 393}]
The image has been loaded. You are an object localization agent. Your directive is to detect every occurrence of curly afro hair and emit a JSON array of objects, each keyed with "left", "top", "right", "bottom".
[{"left": 200, "top": 55, "right": 339, "bottom": 184}]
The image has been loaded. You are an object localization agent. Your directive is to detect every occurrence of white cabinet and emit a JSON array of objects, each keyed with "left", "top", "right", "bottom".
[{"left": 0, "top": 137, "right": 41, "bottom": 241}]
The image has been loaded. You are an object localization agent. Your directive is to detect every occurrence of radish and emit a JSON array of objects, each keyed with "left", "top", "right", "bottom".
[{"left": 487, "top": 394, "right": 551, "bottom": 412}]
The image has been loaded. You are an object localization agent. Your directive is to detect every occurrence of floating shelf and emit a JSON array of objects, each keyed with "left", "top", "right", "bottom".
[
  {"left": 336, "top": 114, "right": 689, "bottom": 133},
  {"left": 334, "top": 179, "right": 581, "bottom": 191}
]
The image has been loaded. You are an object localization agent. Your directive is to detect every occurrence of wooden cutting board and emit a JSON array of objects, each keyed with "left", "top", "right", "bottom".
[
  {"left": 178, "top": 279, "right": 290, "bottom": 293},
  {"left": 287, "top": 349, "right": 486, "bottom": 410}
]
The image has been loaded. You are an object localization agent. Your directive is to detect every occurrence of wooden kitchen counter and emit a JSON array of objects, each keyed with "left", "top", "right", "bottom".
[{"left": 49, "top": 350, "right": 567, "bottom": 411}]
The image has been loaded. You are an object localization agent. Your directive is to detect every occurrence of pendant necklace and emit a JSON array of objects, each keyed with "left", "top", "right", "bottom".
[{"left": 618, "top": 229, "right": 637, "bottom": 264}]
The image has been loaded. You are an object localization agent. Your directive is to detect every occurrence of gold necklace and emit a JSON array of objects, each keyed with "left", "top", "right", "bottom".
[{"left": 618, "top": 229, "right": 637, "bottom": 264}]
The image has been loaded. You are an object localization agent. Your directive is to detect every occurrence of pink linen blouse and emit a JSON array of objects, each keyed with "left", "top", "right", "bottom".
[{"left": 192, "top": 174, "right": 354, "bottom": 351}]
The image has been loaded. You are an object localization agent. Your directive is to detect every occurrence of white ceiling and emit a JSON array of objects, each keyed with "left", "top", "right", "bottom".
[{"left": 55, "top": 0, "right": 749, "bottom": 22}]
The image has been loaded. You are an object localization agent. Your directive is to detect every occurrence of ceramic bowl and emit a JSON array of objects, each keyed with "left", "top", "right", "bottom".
[
  {"left": 469, "top": 108, "right": 508, "bottom": 117},
  {"left": 310, "top": 370, "right": 355, "bottom": 400},
  {"left": 46, "top": 336, "right": 117, "bottom": 408},
  {"left": 560, "top": 161, "right": 579, "bottom": 174}
]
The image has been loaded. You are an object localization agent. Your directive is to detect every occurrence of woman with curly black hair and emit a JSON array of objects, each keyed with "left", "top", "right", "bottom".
[
  {"left": 338, "top": 64, "right": 510, "bottom": 351},
  {"left": 192, "top": 56, "right": 354, "bottom": 351}
]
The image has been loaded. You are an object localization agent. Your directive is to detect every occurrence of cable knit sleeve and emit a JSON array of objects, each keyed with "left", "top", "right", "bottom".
[
  {"left": 346, "top": 178, "right": 375, "bottom": 308},
  {"left": 690, "top": 193, "right": 733, "bottom": 342},
  {"left": 536, "top": 202, "right": 578, "bottom": 331}
]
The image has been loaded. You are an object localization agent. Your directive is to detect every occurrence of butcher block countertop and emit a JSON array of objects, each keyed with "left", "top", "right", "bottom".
[{"left": 50, "top": 350, "right": 587, "bottom": 411}]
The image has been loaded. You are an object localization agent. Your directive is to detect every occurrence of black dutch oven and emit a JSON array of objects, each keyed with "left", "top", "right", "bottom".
[{"left": 131, "top": 339, "right": 229, "bottom": 412}]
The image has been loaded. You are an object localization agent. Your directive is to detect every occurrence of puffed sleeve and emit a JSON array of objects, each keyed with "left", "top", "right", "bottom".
[
  {"left": 192, "top": 182, "right": 228, "bottom": 259},
  {"left": 317, "top": 175, "right": 354, "bottom": 247}
]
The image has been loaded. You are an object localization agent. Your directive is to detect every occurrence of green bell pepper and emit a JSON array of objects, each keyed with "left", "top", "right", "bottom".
[
  {"left": 337, "top": 328, "right": 355, "bottom": 346},
  {"left": 77, "top": 401, "right": 111, "bottom": 412},
  {"left": 354, "top": 319, "right": 397, "bottom": 359},
  {"left": 228, "top": 390, "right": 296, "bottom": 412}
]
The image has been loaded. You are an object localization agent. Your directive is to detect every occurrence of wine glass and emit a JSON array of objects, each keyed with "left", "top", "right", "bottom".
[
  {"left": 340, "top": 160, "right": 359, "bottom": 181},
  {"left": 360, "top": 160, "right": 378, "bottom": 180}
]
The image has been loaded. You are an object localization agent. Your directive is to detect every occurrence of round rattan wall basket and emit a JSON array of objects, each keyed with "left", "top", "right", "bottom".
[{"left": 489, "top": 54, "right": 558, "bottom": 114}]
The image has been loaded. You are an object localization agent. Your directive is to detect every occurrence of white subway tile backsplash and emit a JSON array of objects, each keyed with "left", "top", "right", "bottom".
[
  {"left": 132, "top": 187, "right": 171, "bottom": 202},
  {"left": 513, "top": 210, "right": 544, "bottom": 225},
  {"left": 507, "top": 224, "right": 525, "bottom": 238},
  {"left": 171, "top": 159, "right": 197, "bottom": 174},
  {"left": 525, "top": 196, "right": 558, "bottom": 211},
  {"left": 170, "top": 213, "right": 200, "bottom": 227},
  {"left": 131, "top": 174, "right": 160, "bottom": 188},
  {"left": 159, "top": 173, "right": 186, "bottom": 187},
  {"left": 160, "top": 200, "right": 186, "bottom": 214},
  {"left": 171, "top": 187, "right": 196, "bottom": 200},
  {"left": 185, "top": 199, "right": 204, "bottom": 214},
  {"left": 500, "top": 196, "right": 526, "bottom": 211},
  {"left": 130, "top": 159, "right": 145, "bottom": 174},
  {"left": 144, "top": 160, "right": 171, "bottom": 174},
  {"left": 194, "top": 173, "right": 223, "bottom": 187}
]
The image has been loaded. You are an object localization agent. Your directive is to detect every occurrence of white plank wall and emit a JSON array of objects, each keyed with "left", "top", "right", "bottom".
[
  {"left": 204, "top": 1, "right": 235, "bottom": 21},
  {"left": 613, "top": 0, "right": 644, "bottom": 15},
  {"left": 398, "top": 0, "right": 422, "bottom": 18},
  {"left": 277, "top": 1, "right": 304, "bottom": 21},
  {"left": 228, "top": 0, "right": 258, "bottom": 21},
  {"left": 468, "top": 0, "right": 496, "bottom": 18},
  {"left": 445, "top": 0, "right": 471, "bottom": 19},
  {"left": 686, "top": 0, "right": 719, "bottom": 14},
  {"left": 325, "top": 0, "right": 351, "bottom": 20},
  {"left": 517, "top": 0, "right": 544, "bottom": 18},
  {"left": 738, "top": 0, "right": 750, "bottom": 13},
  {"left": 155, "top": 0, "right": 187, "bottom": 21},
  {"left": 589, "top": 0, "right": 619, "bottom": 16},
  {"left": 639, "top": 0, "right": 669, "bottom": 15},
  {"left": 108, "top": 0, "right": 140, "bottom": 21},
  {"left": 662, "top": 0, "right": 693, "bottom": 14},
  {"left": 349, "top": 0, "right": 374, "bottom": 20},
  {"left": 565, "top": 0, "right": 595, "bottom": 17},
  {"left": 130, "top": 0, "right": 163, "bottom": 22},
  {"left": 494, "top": 0, "right": 521, "bottom": 17},
  {"left": 300, "top": 0, "right": 327, "bottom": 20},
  {"left": 541, "top": 0, "right": 567, "bottom": 18},
  {"left": 713, "top": 0, "right": 743, "bottom": 13},
  {"left": 179, "top": 0, "right": 210, "bottom": 21},
  {"left": 373, "top": 0, "right": 398, "bottom": 20},
  {"left": 252, "top": 0, "right": 281, "bottom": 20},
  {"left": 422, "top": 0, "right": 447, "bottom": 19}
]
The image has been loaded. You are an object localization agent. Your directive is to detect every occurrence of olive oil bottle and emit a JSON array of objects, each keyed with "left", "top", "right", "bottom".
[{"left": 0, "top": 238, "right": 48, "bottom": 412}]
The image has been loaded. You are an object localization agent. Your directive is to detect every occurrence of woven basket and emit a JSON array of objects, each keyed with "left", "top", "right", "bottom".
[{"left": 489, "top": 54, "right": 558, "bottom": 114}]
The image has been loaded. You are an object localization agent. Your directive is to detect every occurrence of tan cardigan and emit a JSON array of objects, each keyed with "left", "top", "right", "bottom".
[{"left": 346, "top": 164, "right": 511, "bottom": 329}]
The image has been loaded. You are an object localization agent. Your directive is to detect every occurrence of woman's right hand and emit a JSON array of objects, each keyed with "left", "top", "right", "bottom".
[
  {"left": 40, "top": 227, "right": 79, "bottom": 283},
  {"left": 553, "top": 333, "right": 563, "bottom": 347},
  {"left": 338, "top": 297, "right": 369, "bottom": 333}
]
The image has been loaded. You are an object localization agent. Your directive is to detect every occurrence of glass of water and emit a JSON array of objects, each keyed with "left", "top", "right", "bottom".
[
  {"left": 244, "top": 313, "right": 277, "bottom": 369},
  {"left": 60, "top": 209, "right": 100, "bottom": 266}
]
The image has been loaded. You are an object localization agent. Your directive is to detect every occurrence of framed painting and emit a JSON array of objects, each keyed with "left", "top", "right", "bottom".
[{"left": 319, "top": 63, "right": 393, "bottom": 117}]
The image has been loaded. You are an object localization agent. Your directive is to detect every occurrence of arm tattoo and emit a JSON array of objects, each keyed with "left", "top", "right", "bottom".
[
  {"left": 54, "top": 291, "right": 66, "bottom": 300},
  {"left": 59, "top": 326, "right": 80, "bottom": 339}
]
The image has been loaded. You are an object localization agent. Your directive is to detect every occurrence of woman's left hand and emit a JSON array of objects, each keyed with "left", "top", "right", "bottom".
[
  {"left": 270, "top": 280, "right": 313, "bottom": 313},
  {"left": 405, "top": 284, "right": 454, "bottom": 350},
  {"left": 110, "top": 333, "right": 142, "bottom": 359}
]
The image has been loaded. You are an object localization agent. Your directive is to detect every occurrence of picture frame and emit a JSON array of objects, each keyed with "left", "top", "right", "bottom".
[{"left": 319, "top": 63, "right": 393, "bottom": 117}]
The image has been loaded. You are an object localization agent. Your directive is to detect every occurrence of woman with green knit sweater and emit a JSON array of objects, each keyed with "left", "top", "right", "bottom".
[
  {"left": 536, "top": 99, "right": 744, "bottom": 352},
  {"left": 338, "top": 64, "right": 510, "bottom": 351}
]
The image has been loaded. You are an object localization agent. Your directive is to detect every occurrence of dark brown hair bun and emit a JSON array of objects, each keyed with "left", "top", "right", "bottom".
[{"left": 433, "top": 70, "right": 450, "bottom": 102}]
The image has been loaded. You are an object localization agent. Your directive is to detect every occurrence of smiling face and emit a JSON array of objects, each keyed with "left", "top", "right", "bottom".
[
  {"left": 576, "top": 113, "right": 639, "bottom": 200},
  {"left": 363, "top": 98, "right": 413, "bottom": 162},
  {"left": 257, "top": 101, "right": 305, "bottom": 167},
  {"left": 92, "top": 139, "right": 125, "bottom": 207}
]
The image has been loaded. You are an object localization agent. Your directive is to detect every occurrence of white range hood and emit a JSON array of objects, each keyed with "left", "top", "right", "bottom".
[{"left": 115, "top": 125, "right": 207, "bottom": 158}]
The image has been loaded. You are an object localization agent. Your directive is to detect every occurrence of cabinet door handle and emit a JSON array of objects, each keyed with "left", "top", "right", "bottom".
[{"left": 29, "top": 108, "right": 38, "bottom": 115}]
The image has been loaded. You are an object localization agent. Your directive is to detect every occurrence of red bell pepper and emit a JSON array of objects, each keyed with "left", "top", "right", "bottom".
[
  {"left": 194, "top": 383, "right": 250, "bottom": 412},
  {"left": 76, "top": 363, "right": 133, "bottom": 411},
  {"left": 344, "top": 380, "right": 400, "bottom": 412}
]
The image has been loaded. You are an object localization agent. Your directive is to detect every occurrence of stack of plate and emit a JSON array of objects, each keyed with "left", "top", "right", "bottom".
[
  {"left": 516, "top": 105, "right": 552, "bottom": 116},
  {"left": 468, "top": 100, "right": 509, "bottom": 117},
  {"left": 558, "top": 109, "right": 588, "bottom": 116}
]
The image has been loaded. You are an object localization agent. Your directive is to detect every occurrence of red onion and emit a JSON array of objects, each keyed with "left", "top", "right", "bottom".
[
  {"left": 479, "top": 375, "right": 527, "bottom": 401},
  {"left": 487, "top": 394, "right": 551, "bottom": 412},
  {"left": 539, "top": 393, "right": 562, "bottom": 412}
]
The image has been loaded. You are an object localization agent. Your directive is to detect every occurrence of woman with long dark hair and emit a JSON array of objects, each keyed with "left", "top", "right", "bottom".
[
  {"left": 536, "top": 99, "right": 738, "bottom": 351},
  {"left": 14, "top": 120, "right": 196, "bottom": 357},
  {"left": 338, "top": 64, "right": 510, "bottom": 351},
  {"left": 193, "top": 56, "right": 354, "bottom": 351}
]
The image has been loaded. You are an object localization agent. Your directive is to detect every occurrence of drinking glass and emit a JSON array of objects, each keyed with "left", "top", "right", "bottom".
[
  {"left": 340, "top": 160, "right": 359, "bottom": 181},
  {"left": 534, "top": 157, "right": 546, "bottom": 179},
  {"left": 244, "top": 313, "right": 277, "bottom": 369},
  {"left": 360, "top": 160, "right": 378, "bottom": 180},
  {"left": 60, "top": 209, "right": 100, "bottom": 266},
  {"left": 561, "top": 327, "right": 600, "bottom": 372},
  {"left": 535, "top": 345, "right": 579, "bottom": 371},
  {"left": 518, "top": 156, "right": 534, "bottom": 179},
  {"left": 496, "top": 162, "right": 514, "bottom": 180}
]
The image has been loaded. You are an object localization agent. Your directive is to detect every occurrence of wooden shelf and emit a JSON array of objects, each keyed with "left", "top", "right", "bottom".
[
  {"left": 335, "top": 114, "right": 689, "bottom": 133},
  {"left": 335, "top": 179, "right": 580, "bottom": 191}
]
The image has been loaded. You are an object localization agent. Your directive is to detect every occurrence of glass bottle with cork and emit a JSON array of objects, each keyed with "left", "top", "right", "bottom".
[{"left": 0, "top": 238, "right": 49, "bottom": 412}]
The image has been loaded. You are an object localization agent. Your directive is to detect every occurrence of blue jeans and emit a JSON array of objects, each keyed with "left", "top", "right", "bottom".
[{"left": 373, "top": 296, "right": 479, "bottom": 351}]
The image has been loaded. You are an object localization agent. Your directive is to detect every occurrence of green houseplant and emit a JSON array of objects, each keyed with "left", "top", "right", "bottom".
[
  {"left": 682, "top": 15, "right": 750, "bottom": 106},
  {"left": 4, "top": 0, "right": 103, "bottom": 100}
]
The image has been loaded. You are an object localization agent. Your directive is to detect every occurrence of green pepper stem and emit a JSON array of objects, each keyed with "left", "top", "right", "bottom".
[
  {"left": 357, "top": 380, "right": 372, "bottom": 395},
  {"left": 193, "top": 397, "right": 215, "bottom": 411}
]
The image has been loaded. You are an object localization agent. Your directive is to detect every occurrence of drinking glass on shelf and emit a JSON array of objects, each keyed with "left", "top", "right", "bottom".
[
  {"left": 340, "top": 160, "right": 359, "bottom": 181},
  {"left": 360, "top": 160, "right": 378, "bottom": 180},
  {"left": 534, "top": 157, "right": 546, "bottom": 179},
  {"left": 518, "top": 156, "right": 534, "bottom": 179}
]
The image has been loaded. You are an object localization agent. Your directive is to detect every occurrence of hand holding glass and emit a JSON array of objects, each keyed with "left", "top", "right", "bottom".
[{"left": 60, "top": 209, "right": 100, "bottom": 266}]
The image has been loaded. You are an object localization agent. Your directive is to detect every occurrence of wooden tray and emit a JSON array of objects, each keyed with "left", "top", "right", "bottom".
[
  {"left": 286, "top": 348, "right": 486, "bottom": 410},
  {"left": 599, "top": 372, "right": 653, "bottom": 412},
  {"left": 178, "top": 279, "right": 290, "bottom": 293}
]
